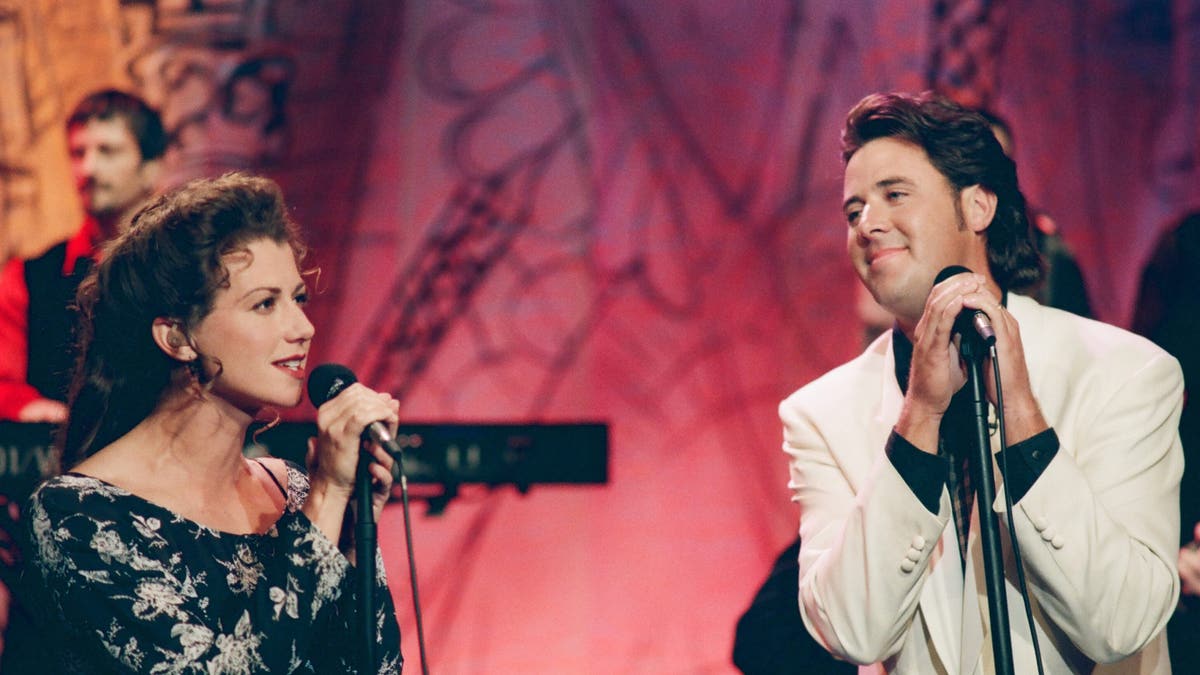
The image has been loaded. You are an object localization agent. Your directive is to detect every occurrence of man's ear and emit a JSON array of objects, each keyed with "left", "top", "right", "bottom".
[
  {"left": 960, "top": 184, "right": 998, "bottom": 234},
  {"left": 151, "top": 318, "right": 196, "bottom": 362}
]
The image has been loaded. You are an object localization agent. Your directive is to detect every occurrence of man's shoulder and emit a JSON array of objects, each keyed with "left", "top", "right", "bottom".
[
  {"left": 781, "top": 332, "right": 891, "bottom": 411},
  {"left": 15, "top": 221, "right": 94, "bottom": 272},
  {"left": 19, "top": 239, "right": 70, "bottom": 275},
  {"left": 1013, "top": 294, "right": 1169, "bottom": 361},
  {"left": 1013, "top": 294, "right": 1181, "bottom": 387},
  {"left": 1, "top": 254, "right": 26, "bottom": 284}
]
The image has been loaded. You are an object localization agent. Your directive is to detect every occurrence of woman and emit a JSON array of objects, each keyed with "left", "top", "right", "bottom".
[{"left": 24, "top": 173, "right": 403, "bottom": 673}]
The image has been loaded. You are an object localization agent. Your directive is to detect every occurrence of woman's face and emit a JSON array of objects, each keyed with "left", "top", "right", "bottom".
[{"left": 189, "top": 237, "right": 314, "bottom": 413}]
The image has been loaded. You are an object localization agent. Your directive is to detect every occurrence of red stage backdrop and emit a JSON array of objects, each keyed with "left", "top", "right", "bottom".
[{"left": 2, "top": 1, "right": 1197, "bottom": 672}]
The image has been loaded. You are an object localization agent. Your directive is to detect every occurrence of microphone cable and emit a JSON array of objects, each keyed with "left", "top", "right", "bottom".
[
  {"left": 989, "top": 344, "right": 1046, "bottom": 675},
  {"left": 393, "top": 444, "right": 432, "bottom": 675}
]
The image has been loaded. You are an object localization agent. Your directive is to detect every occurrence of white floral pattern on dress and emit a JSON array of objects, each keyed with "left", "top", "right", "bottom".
[{"left": 26, "top": 464, "right": 401, "bottom": 674}]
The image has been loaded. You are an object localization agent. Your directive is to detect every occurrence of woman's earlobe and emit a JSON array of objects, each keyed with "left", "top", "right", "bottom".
[{"left": 152, "top": 318, "right": 195, "bottom": 362}]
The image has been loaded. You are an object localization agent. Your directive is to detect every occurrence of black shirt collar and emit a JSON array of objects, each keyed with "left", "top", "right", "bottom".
[{"left": 891, "top": 291, "right": 1008, "bottom": 394}]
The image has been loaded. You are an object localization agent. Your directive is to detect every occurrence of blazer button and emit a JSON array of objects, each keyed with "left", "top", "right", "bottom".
[
  {"left": 1051, "top": 535, "right": 1065, "bottom": 549},
  {"left": 906, "top": 549, "right": 922, "bottom": 563},
  {"left": 911, "top": 535, "right": 927, "bottom": 550},
  {"left": 1041, "top": 530, "right": 1055, "bottom": 542},
  {"left": 1031, "top": 516, "right": 1048, "bottom": 532},
  {"left": 901, "top": 560, "right": 916, "bottom": 573}
]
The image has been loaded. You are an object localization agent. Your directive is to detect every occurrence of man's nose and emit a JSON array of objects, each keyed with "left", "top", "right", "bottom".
[
  {"left": 74, "top": 149, "right": 98, "bottom": 177},
  {"left": 859, "top": 203, "right": 891, "bottom": 234}
]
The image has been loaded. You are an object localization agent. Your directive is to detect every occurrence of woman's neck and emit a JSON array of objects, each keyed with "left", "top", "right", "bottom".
[
  {"left": 84, "top": 387, "right": 254, "bottom": 493},
  {"left": 72, "top": 389, "right": 286, "bottom": 534}
]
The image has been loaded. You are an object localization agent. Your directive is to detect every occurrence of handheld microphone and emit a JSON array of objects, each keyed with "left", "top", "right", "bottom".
[
  {"left": 934, "top": 265, "right": 997, "bottom": 347},
  {"left": 307, "top": 363, "right": 399, "bottom": 453}
]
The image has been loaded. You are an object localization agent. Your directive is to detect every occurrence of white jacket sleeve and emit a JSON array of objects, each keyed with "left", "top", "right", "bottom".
[{"left": 995, "top": 351, "right": 1183, "bottom": 663}]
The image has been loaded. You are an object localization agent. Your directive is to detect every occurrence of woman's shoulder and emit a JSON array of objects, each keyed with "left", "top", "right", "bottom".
[
  {"left": 29, "top": 473, "right": 128, "bottom": 517},
  {"left": 251, "top": 456, "right": 311, "bottom": 512}
]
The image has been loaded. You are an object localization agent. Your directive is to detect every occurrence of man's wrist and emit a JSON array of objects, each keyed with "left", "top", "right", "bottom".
[
  {"left": 895, "top": 402, "right": 943, "bottom": 454},
  {"left": 999, "top": 401, "right": 1048, "bottom": 446}
]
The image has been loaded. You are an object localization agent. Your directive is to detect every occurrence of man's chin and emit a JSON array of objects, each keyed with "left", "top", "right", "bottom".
[{"left": 85, "top": 202, "right": 123, "bottom": 221}]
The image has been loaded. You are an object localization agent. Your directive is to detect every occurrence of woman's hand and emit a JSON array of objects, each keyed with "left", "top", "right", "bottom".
[
  {"left": 309, "top": 382, "right": 399, "bottom": 495},
  {"left": 358, "top": 434, "right": 396, "bottom": 523},
  {"left": 303, "top": 383, "right": 399, "bottom": 545}
]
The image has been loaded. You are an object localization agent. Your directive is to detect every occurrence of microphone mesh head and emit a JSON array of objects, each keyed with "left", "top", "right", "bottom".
[{"left": 306, "top": 363, "right": 357, "bottom": 408}]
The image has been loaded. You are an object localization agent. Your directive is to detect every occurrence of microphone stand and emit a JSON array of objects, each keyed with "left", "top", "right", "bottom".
[
  {"left": 960, "top": 334, "right": 1014, "bottom": 675},
  {"left": 373, "top": 435, "right": 431, "bottom": 675},
  {"left": 395, "top": 446, "right": 431, "bottom": 675},
  {"left": 356, "top": 455, "right": 376, "bottom": 674}
]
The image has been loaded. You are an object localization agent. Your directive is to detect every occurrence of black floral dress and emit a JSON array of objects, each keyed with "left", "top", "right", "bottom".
[{"left": 25, "top": 464, "right": 402, "bottom": 674}]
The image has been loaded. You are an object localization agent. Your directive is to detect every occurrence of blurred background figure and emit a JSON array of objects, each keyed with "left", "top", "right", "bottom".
[
  {"left": 0, "top": 89, "right": 165, "bottom": 423},
  {"left": 1132, "top": 210, "right": 1200, "bottom": 674},
  {"left": 732, "top": 537, "right": 857, "bottom": 674},
  {"left": 978, "top": 108, "right": 1093, "bottom": 318}
]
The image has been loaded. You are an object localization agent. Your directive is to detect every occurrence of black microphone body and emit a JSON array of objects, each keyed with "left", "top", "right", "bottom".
[
  {"left": 307, "top": 363, "right": 399, "bottom": 453},
  {"left": 934, "top": 265, "right": 997, "bottom": 347}
]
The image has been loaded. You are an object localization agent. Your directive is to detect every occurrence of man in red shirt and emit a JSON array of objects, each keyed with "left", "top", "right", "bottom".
[{"left": 0, "top": 90, "right": 165, "bottom": 422}]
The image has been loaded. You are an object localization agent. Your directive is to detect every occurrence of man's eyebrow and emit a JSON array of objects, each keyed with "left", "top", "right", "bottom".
[
  {"left": 842, "top": 177, "right": 915, "bottom": 211},
  {"left": 876, "top": 177, "right": 914, "bottom": 189}
]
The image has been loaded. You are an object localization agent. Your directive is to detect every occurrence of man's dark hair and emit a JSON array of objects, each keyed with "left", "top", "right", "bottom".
[
  {"left": 976, "top": 108, "right": 1011, "bottom": 143},
  {"left": 67, "top": 89, "right": 167, "bottom": 162},
  {"left": 841, "top": 92, "right": 1042, "bottom": 292}
]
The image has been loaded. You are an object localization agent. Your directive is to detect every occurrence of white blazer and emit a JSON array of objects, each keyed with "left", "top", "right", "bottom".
[{"left": 781, "top": 294, "right": 1183, "bottom": 674}]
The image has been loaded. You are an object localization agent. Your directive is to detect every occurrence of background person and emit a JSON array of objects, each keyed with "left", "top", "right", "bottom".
[
  {"left": 977, "top": 108, "right": 1093, "bottom": 318},
  {"left": 1132, "top": 210, "right": 1200, "bottom": 673},
  {"left": 0, "top": 89, "right": 165, "bottom": 423}
]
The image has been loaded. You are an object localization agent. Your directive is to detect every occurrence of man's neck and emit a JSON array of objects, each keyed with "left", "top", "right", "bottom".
[
  {"left": 90, "top": 196, "right": 150, "bottom": 241},
  {"left": 91, "top": 212, "right": 122, "bottom": 241}
]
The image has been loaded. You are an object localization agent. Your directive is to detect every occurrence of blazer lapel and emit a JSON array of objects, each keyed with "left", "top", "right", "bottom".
[
  {"left": 875, "top": 332, "right": 904, "bottom": 426},
  {"left": 922, "top": 522, "right": 965, "bottom": 674},
  {"left": 877, "top": 332, "right": 965, "bottom": 672},
  {"left": 961, "top": 505, "right": 987, "bottom": 675}
]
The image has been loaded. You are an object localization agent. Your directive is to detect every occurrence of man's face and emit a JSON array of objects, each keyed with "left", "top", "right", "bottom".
[
  {"left": 68, "top": 117, "right": 156, "bottom": 224},
  {"left": 841, "top": 137, "right": 983, "bottom": 326}
]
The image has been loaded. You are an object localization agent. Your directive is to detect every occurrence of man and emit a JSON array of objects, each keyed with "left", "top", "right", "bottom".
[
  {"left": 0, "top": 89, "right": 165, "bottom": 421},
  {"left": 781, "top": 92, "right": 1182, "bottom": 674}
]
